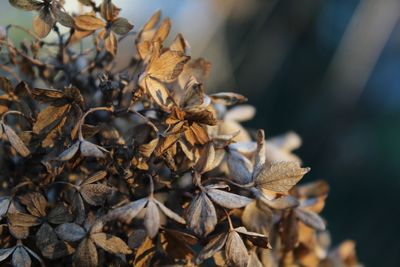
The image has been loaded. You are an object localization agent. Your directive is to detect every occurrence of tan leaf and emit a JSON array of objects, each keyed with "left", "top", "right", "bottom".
[
  {"left": 8, "top": 212, "right": 40, "bottom": 227},
  {"left": 153, "top": 18, "right": 171, "bottom": 43},
  {"left": 100, "top": 0, "right": 120, "bottom": 21},
  {"left": 19, "top": 192, "right": 47, "bottom": 217},
  {"left": 195, "top": 142, "right": 216, "bottom": 174},
  {"left": 30, "top": 87, "right": 65, "bottom": 102},
  {"left": 74, "top": 15, "right": 106, "bottom": 31},
  {"left": 144, "top": 76, "right": 171, "bottom": 110},
  {"left": 9, "top": 0, "right": 42, "bottom": 11},
  {"left": 255, "top": 162, "right": 310, "bottom": 193},
  {"left": 33, "top": 8, "right": 54, "bottom": 38},
  {"left": 147, "top": 50, "right": 190, "bottom": 83},
  {"left": 3, "top": 124, "right": 30, "bottom": 157},
  {"left": 142, "top": 10, "right": 160, "bottom": 32},
  {"left": 81, "top": 171, "right": 108, "bottom": 186},
  {"left": 170, "top": 33, "right": 189, "bottom": 54},
  {"left": 91, "top": 233, "right": 132, "bottom": 254},
  {"left": 33, "top": 104, "right": 69, "bottom": 134},
  {"left": 104, "top": 31, "right": 117, "bottom": 56},
  {"left": 190, "top": 122, "right": 209, "bottom": 145}
]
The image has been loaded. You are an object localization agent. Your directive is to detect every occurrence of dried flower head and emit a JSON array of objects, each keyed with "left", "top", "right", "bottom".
[{"left": 0, "top": 1, "right": 362, "bottom": 267}]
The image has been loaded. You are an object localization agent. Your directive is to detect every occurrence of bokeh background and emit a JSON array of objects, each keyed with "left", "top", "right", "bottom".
[{"left": 2, "top": 0, "right": 400, "bottom": 265}]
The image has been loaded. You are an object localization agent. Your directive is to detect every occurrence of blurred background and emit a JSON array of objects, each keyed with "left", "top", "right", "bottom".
[{"left": 2, "top": 0, "right": 400, "bottom": 265}]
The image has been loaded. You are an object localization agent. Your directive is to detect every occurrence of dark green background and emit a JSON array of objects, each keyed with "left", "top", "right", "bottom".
[{"left": 224, "top": 0, "right": 400, "bottom": 266}]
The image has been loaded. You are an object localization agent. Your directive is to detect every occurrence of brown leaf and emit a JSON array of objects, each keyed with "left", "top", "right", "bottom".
[
  {"left": 144, "top": 200, "right": 160, "bottom": 238},
  {"left": 100, "top": 0, "right": 120, "bottom": 21},
  {"left": 74, "top": 238, "right": 98, "bottom": 267},
  {"left": 81, "top": 171, "right": 108, "bottom": 186},
  {"left": 33, "top": 104, "right": 70, "bottom": 134},
  {"left": 30, "top": 87, "right": 65, "bottom": 102},
  {"left": 111, "top": 17, "right": 133, "bottom": 35},
  {"left": 91, "top": 233, "right": 132, "bottom": 254},
  {"left": 255, "top": 162, "right": 310, "bottom": 193},
  {"left": 225, "top": 230, "right": 249, "bottom": 267},
  {"left": 8, "top": 212, "right": 41, "bottom": 227},
  {"left": 3, "top": 124, "right": 30, "bottom": 157},
  {"left": 195, "top": 142, "right": 216, "bottom": 174},
  {"left": 33, "top": 8, "right": 54, "bottom": 38},
  {"left": 186, "top": 192, "right": 217, "bottom": 236},
  {"left": 9, "top": 0, "right": 42, "bottom": 11},
  {"left": 19, "top": 192, "right": 47, "bottom": 217},
  {"left": 74, "top": 15, "right": 106, "bottom": 31},
  {"left": 0, "top": 76, "right": 13, "bottom": 93},
  {"left": 134, "top": 236, "right": 155, "bottom": 267},
  {"left": 9, "top": 225, "right": 29, "bottom": 239},
  {"left": 80, "top": 184, "right": 112, "bottom": 206}
]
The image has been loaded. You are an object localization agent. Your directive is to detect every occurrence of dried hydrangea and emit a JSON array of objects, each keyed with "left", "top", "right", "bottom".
[{"left": 0, "top": 1, "right": 362, "bottom": 266}]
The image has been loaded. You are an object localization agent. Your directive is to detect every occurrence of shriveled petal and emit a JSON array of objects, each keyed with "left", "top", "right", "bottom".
[{"left": 90, "top": 233, "right": 132, "bottom": 254}]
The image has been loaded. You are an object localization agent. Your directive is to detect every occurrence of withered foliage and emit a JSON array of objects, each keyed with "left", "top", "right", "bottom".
[{"left": 0, "top": 1, "right": 362, "bottom": 267}]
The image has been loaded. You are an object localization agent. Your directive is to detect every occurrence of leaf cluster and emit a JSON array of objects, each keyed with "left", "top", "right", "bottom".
[{"left": 0, "top": 1, "right": 362, "bottom": 267}]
